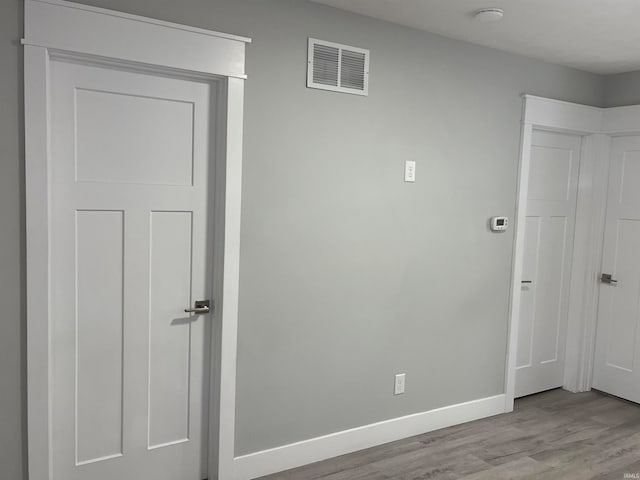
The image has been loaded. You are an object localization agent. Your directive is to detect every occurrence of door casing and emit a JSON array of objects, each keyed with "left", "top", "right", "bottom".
[
  {"left": 506, "top": 95, "right": 640, "bottom": 411},
  {"left": 23, "top": 1, "right": 250, "bottom": 478}
]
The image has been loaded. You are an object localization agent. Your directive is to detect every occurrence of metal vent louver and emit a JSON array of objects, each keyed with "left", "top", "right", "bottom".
[{"left": 307, "top": 38, "right": 369, "bottom": 96}]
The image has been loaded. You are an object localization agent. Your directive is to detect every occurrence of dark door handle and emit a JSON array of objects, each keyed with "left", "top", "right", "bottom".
[{"left": 601, "top": 273, "right": 618, "bottom": 285}]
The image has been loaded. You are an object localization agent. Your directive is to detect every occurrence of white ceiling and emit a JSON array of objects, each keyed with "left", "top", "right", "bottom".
[{"left": 310, "top": 0, "right": 640, "bottom": 75}]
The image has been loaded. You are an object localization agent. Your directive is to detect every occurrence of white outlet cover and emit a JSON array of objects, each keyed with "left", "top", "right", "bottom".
[{"left": 404, "top": 161, "right": 416, "bottom": 182}]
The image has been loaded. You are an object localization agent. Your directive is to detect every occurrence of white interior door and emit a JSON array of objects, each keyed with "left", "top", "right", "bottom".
[
  {"left": 515, "top": 130, "right": 581, "bottom": 398},
  {"left": 593, "top": 136, "right": 640, "bottom": 404},
  {"left": 49, "top": 57, "right": 214, "bottom": 480}
]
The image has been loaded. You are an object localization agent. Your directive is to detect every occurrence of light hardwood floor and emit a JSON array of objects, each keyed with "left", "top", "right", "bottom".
[{"left": 259, "top": 389, "right": 640, "bottom": 480}]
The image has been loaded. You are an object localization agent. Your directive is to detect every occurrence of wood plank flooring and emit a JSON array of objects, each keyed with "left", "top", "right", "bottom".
[{"left": 259, "top": 389, "right": 640, "bottom": 480}]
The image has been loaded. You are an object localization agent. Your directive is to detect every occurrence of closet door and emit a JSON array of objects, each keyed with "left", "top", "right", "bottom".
[
  {"left": 515, "top": 131, "right": 581, "bottom": 398},
  {"left": 593, "top": 135, "right": 640, "bottom": 404}
]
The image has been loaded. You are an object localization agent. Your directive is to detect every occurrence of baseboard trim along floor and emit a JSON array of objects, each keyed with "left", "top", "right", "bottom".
[{"left": 233, "top": 394, "right": 506, "bottom": 480}]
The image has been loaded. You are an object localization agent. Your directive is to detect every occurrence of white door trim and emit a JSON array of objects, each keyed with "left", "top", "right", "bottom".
[
  {"left": 504, "top": 95, "right": 640, "bottom": 411},
  {"left": 23, "top": 1, "right": 249, "bottom": 479}
]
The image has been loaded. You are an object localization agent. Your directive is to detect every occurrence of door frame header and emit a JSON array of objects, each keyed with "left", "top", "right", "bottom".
[{"left": 23, "top": 0, "right": 250, "bottom": 79}]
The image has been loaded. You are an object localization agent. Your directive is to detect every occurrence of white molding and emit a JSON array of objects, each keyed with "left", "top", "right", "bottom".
[
  {"left": 563, "top": 134, "right": 595, "bottom": 393},
  {"left": 522, "top": 95, "right": 603, "bottom": 133},
  {"left": 24, "top": 2, "right": 248, "bottom": 479},
  {"left": 563, "top": 134, "right": 611, "bottom": 392},
  {"left": 504, "top": 115, "right": 532, "bottom": 412},
  {"left": 602, "top": 105, "right": 640, "bottom": 135},
  {"left": 216, "top": 77, "right": 246, "bottom": 480},
  {"left": 24, "top": 44, "right": 53, "bottom": 480},
  {"left": 24, "top": 0, "right": 249, "bottom": 79},
  {"left": 29, "top": 0, "right": 251, "bottom": 42},
  {"left": 575, "top": 134, "right": 611, "bottom": 392},
  {"left": 233, "top": 395, "right": 506, "bottom": 480}
]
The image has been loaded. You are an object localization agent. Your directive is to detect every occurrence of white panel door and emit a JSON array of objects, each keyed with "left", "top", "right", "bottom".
[
  {"left": 49, "top": 58, "right": 214, "bottom": 480},
  {"left": 515, "top": 131, "right": 581, "bottom": 398},
  {"left": 593, "top": 136, "right": 640, "bottom": 404}
]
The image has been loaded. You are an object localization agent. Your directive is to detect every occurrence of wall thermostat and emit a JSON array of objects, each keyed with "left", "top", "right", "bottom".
[{"left": 490, "top": 216, "right": 509, "bottom": 232}]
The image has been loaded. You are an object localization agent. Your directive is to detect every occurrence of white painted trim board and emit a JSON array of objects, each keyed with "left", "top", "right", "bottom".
[
  {"left": 521, "top": 95, "right": 603, "bottom": 134},
  {"left": 504, "top": 117, "right": 532, "bottom": 412},
  {"left": 30, "top": 0, "right": 251, "bottom": 43},
  {"left": 234, "top": 395, "right": 506, "bottom": 480},
  {"left": 24, "top": 0, "right": 249, "bottom": 79}
]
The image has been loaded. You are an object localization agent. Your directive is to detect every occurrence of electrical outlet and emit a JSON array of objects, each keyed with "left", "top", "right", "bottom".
[
  {"left": 404, "top": 161, "right": 416, "bottom": 182},
  {"left": 394, "top": 373, "right": 406, "bottom": 395}
]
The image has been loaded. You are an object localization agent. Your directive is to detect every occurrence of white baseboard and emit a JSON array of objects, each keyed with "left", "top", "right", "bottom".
[{"left": 233, "top": 394, "right": 506, "bottom": 480}]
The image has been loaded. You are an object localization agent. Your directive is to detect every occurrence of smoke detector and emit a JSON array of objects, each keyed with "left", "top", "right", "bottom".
[{"left": 474, "top": 8, "right": 504, "bottom": 23}]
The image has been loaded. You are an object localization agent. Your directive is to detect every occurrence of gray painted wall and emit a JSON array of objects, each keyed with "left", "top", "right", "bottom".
[
  {"left": 0, "top": 0, "right": 609, "bottom": 477},
  {"left": 604, "top": 71, "right": 640, "bottom": 107},
  {"left": 0, "top": 0, "right": 26, "bottom": 478}
]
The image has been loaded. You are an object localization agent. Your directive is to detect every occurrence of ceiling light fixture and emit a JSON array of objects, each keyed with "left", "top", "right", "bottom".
[{"left": 474, "top": 8, "right": 504, "bottom": 23}]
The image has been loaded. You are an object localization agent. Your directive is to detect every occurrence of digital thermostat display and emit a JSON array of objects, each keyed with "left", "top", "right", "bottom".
[{"left": 491, "top": 216, "right": 509, "bottom": 232}]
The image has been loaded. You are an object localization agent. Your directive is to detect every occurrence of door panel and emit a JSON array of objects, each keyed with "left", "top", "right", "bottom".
[
  {"left": 528, "top": 144, "right": 574, "bottom": 201},
  {"left": 50, "top": 58, "right": 213, "bottom": 480},
  {"left": 515, "top": 131, "right": 581, "bottom": 398},
  {"left": 76, "top": 210, "right": 125, "bottom": 464},
  {"left": 75, "top": 88, "right": 195, "bottom": 185},
  {"left": 594, "top": 137, "right": 640, "bottom": 403},
  {"left": 148, "top": 211, "right": 194, "bottom": 449},
  {"left": 535, "top": 215, "right": 568, "bottom": 364}
]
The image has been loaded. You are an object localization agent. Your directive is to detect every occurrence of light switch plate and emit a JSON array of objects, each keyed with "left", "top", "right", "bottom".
[
  {"left": 404, "top": 161, "right": 416, "bottom": 182},
  {"left": 394, "top": 373, "right": 406, "bottom": 395}
]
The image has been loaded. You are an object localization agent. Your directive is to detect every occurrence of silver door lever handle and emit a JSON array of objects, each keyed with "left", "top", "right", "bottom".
[
  {"left": 184, "top": 300, "right": 211, "bottom": 314},
  {"left": 184, "top": 306, "right": 210, "bottom": 314}
]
